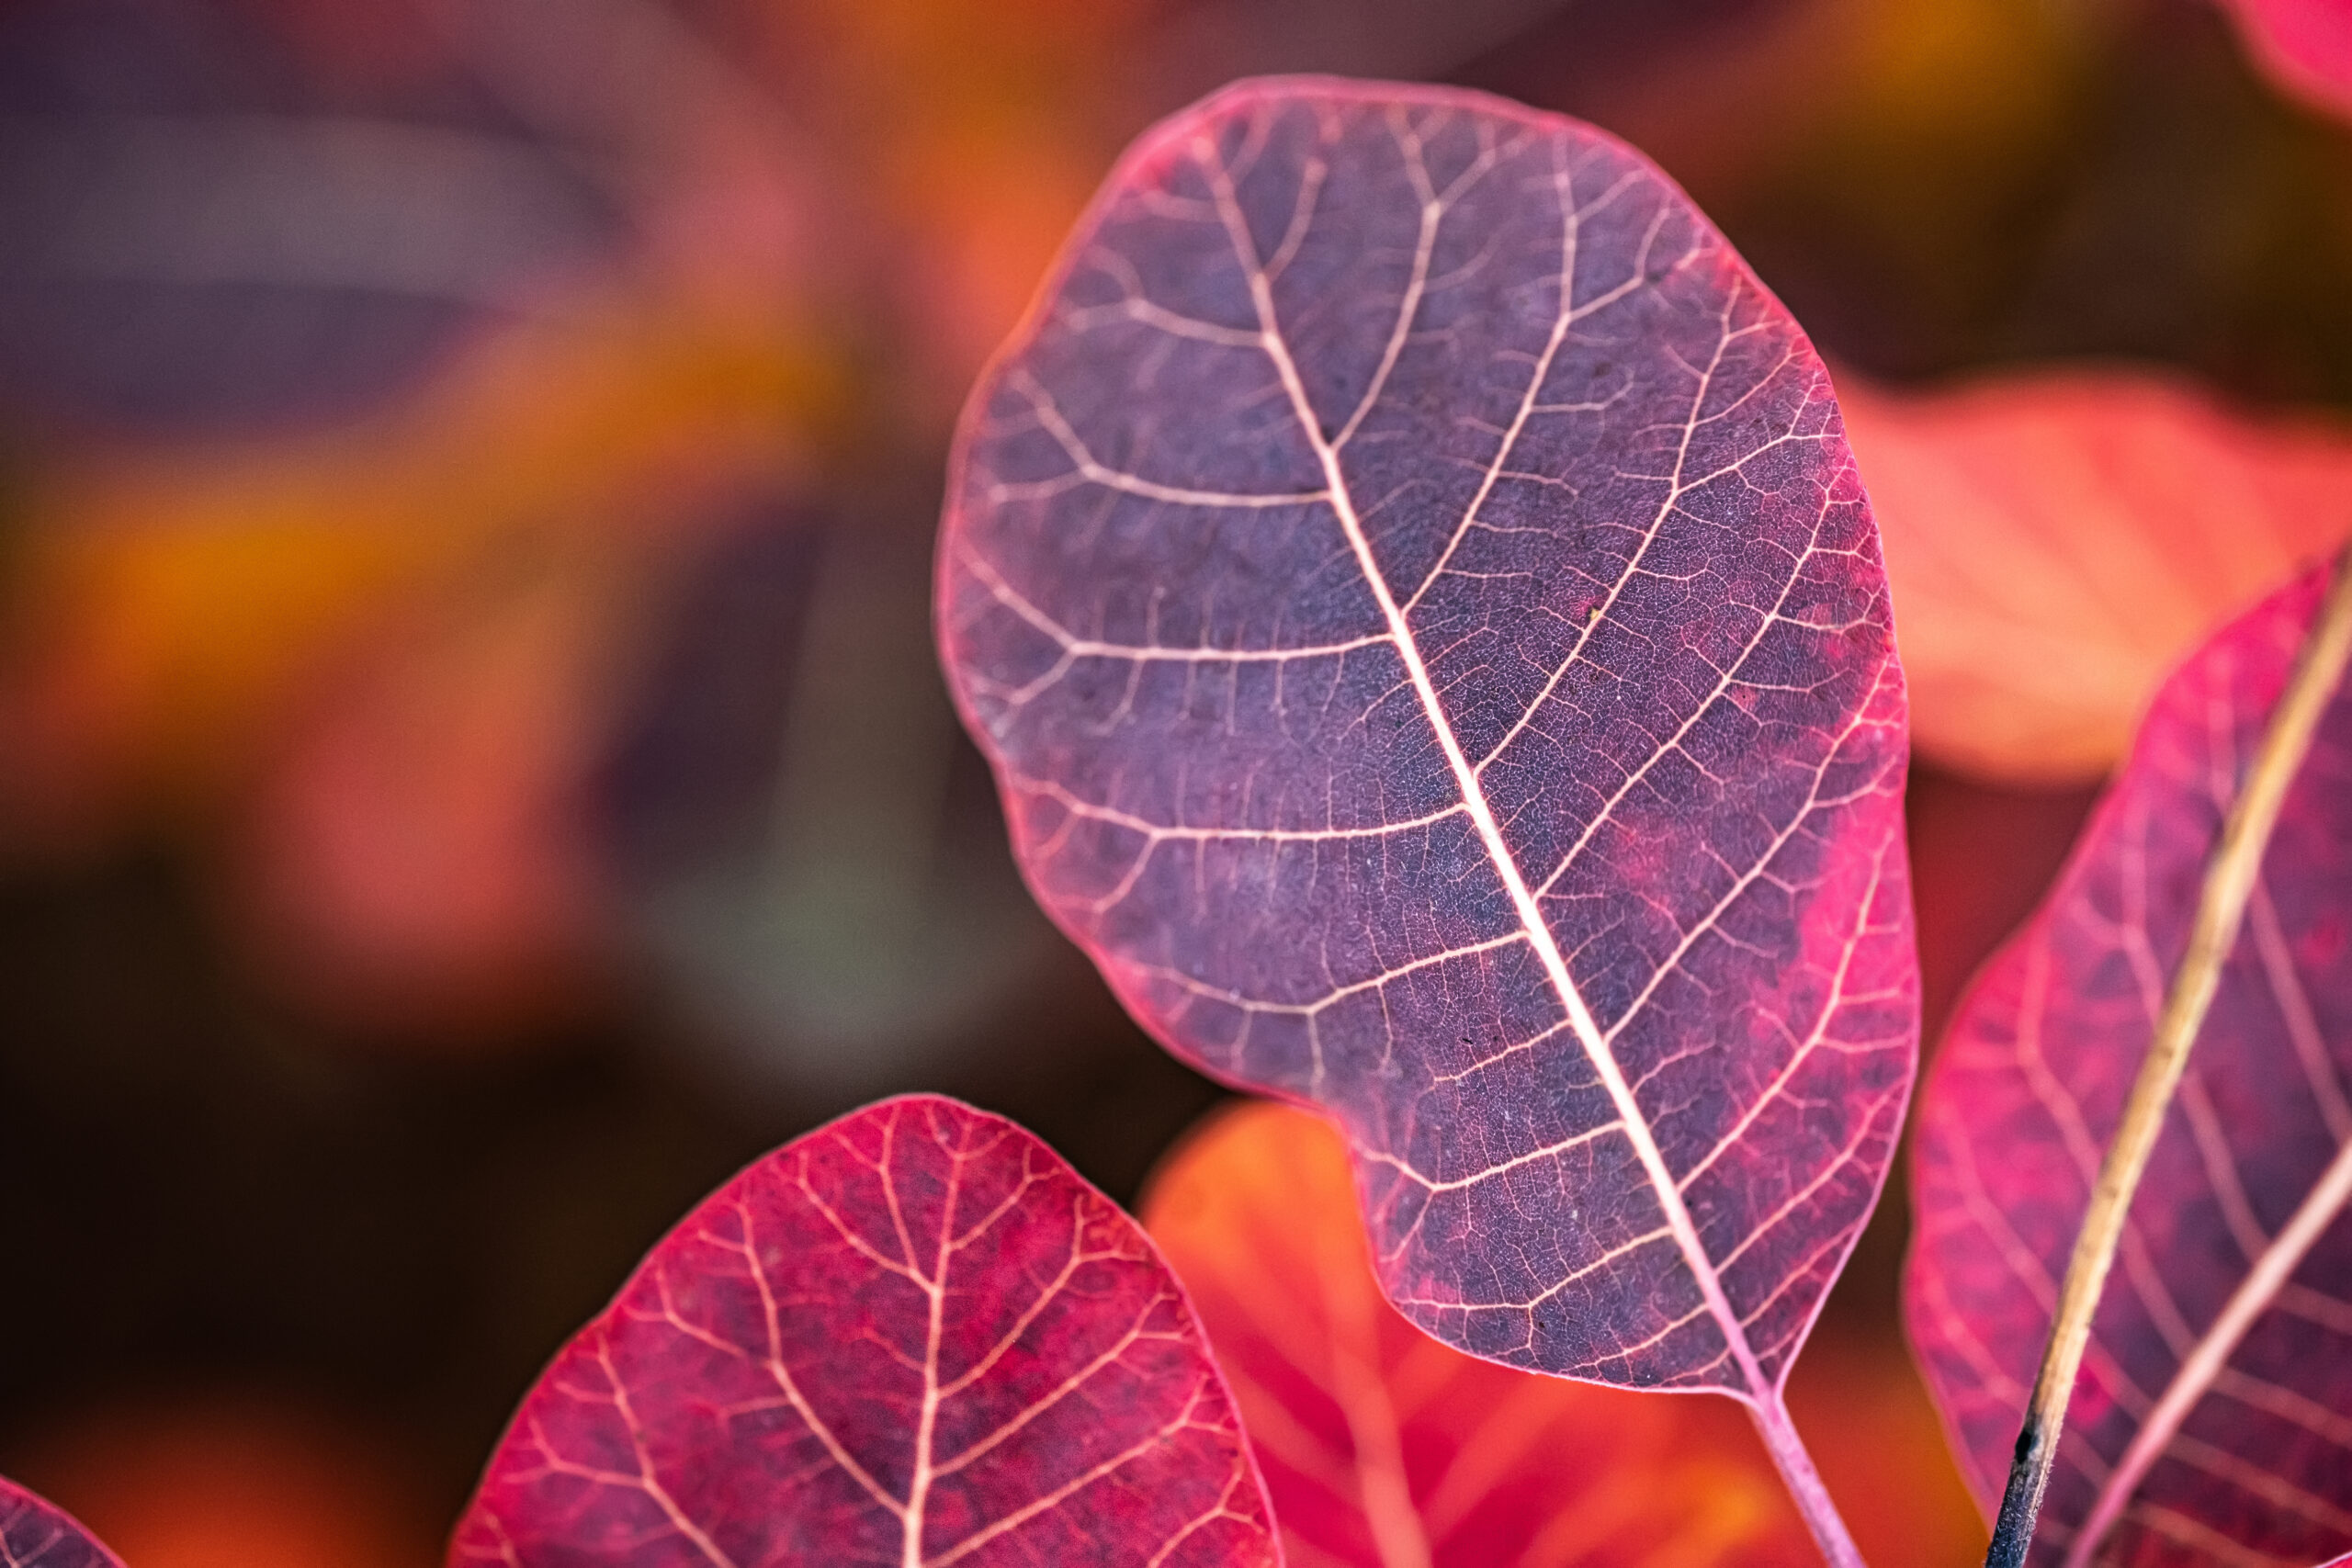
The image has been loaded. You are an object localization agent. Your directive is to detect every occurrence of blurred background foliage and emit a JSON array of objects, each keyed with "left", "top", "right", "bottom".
[{"left": 0, "top": 0, "right": 2346, "bottom": 1561}]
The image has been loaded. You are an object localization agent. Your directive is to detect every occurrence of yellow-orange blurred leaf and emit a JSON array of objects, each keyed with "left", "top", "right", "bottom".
[
  {"left": 752, "top": 0, "right": 1153, "bottom": 403},
  {"left": 229, "top": 528, "right": 641, "bottom": 1038},
  {"left": 1843, "top": 369, "right": 2352, "bottom": 783},
  {"left": 0, "top": 297, "right": 835, "bottom": 843}
]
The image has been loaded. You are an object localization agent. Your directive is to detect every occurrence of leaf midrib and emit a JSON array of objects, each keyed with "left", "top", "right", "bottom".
[{"left": 1192, "top": 126, "right": 1773, "bottom": 1404}]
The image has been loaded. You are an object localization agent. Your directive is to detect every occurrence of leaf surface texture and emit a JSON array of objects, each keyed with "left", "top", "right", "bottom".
[
  {"left": 454, "top": 1095, "right": 1277, "bottom": 1567},
  {"left": 1909, "top": 568, "right": 2352, "bottom": 1566},
  {"left": 940, "top": 77, "right": 1916, "bottom": 1399}
]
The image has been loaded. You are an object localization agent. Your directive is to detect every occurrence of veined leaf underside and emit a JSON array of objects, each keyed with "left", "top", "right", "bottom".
[
  {"left": 940, "top": 81, "right": 1917, "bottom": 1399},
  {"left": 1909, "top": 566, "right": 2352, "bottom": 1568},
  {"left": 455, "top": 1096, "right": 1279, "bottom": 1566},
  {"left": 0, "top": 1480, "right": 120, "bottom": 1568}
]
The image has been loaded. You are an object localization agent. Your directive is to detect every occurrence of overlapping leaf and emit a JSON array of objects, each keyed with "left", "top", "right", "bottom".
[
  {"left": 0, "top": 1477, "right": 121, "bottom": 1568},
  {"left": 1841, "top": 369, "right": 2352, "bottom": 784},
  {"left": 453, "top": 1094, "right": 1278, "bottom": 1567},
  {"left": 1907, "top": 566, "right": 2352, "bottom": 1566},
  {"left": 938, "top": 77, "right": 1916, "bottom": 1401},
  {"left": 1144, "top": 1100, "right": 1818, "bottom": 1565}
]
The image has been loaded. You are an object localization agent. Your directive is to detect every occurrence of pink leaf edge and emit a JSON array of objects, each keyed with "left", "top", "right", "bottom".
[
  {"left": 0, "top": 1477, "right": 124, "bottom": 1568},
  {"left": 451, "top": 1093, "right": 1281, "bottom": 1567}
]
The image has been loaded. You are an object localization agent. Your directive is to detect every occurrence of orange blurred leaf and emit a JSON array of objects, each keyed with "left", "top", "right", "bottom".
[
  {"left": 1141, "top": 1100, "right": 1817, "bottom": 1568},
  {"left": 6, "top": 1396, "right": 435, "bottom": 1568},
  {"left": 772, "top": 0, "right": 1153, "bottom": 403},
  {"left": 1842, "top": 368, "right": 2352, "bottom": 783},
  {"left": 0, "top": 297, "right": 832, "bottom": 844},
  {"left": 230, "top": 527, "right": 641, "bottom": 1038}
]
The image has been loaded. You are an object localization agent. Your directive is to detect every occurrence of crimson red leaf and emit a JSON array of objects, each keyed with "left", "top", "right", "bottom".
[
  {"left": 451, "top": 1094, "right": 1279, "bottom": 1567},
  {"left": 1907, "top": 566, "right": 2352, "bottom": 1567},
  {"left": 0, "top": 1477, "right": 122, "bottom": 1568},
  {"left": 936, "top": 77, "right": 1915, "bottom": 1409}
]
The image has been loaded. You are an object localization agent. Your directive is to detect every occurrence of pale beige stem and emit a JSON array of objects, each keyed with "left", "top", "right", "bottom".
[{"left": 1984, "top": 545, "right": 2352, "bottom": 1568}]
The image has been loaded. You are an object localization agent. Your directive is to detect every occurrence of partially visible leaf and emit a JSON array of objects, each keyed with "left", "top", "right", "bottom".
[
  {"left": 1840, "top": 369, "right": 2352, "bottom": 784},
  {"left": 1143, "top": 1099, "right": 1818, "bottom": 1566},
  {"left": 602, "top": 505, "right": 1062, "bottom": 1094},
  {"left": 1907, "top": 565, "right": 2352, "bottom": 1566},
  {"left": 453, "top": 1094, "right": 1279, "bottom": 1567},
  {"left": 938, "top": 77, "right": 1916, "bottom": 1430},
  {"left": 0, "top": 1476, "right": 123, "bottom": 1568},
  {"left": 2220, "top": 0, "right": 2352, "bottom": 124}
]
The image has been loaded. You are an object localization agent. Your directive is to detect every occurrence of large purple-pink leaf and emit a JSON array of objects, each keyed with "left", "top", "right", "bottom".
[
  {"left": 0, "top": 1478, "right": 122, "bottom": 1568},
  {"left": 935, "top": 76, "right": 1916, "bottom": 1403},
  {"left": 450, "top": 1094, "right": 1279, "bottom": 1567},
  {"left": 1907, "top": 566, "right": 2352, "bottom": 1567}
]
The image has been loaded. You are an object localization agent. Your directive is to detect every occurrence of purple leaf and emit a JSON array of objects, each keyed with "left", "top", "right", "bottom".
[
  {"left": 0, "top": 1477, "right": 122, "bottom": 1568},
  {"left": 451, "top": 1094, "right": 1279, "bottom": 1567},
  {"left": 936, "top": 76, "right": 1915, "bottom": 1406},
  {"left": 0, "top": 0, "right": 615, "bottom": 435},
  {"left": 1907, "top": 566, "right": 2352, "bottom": 1567}
]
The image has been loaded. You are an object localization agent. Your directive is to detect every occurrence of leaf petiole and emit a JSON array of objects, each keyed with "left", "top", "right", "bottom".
[{"left": 1750, "top": 1391, "right": 1868, "bottom": 1568}]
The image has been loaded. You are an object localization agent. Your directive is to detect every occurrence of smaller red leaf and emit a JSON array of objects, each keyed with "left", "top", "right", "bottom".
[
  {"left": 453, "top": 1094, "right": 1279, "bottom": 1567},
  {"left": 0, "top": 1477, "right": 124, "bottom": 1568}
]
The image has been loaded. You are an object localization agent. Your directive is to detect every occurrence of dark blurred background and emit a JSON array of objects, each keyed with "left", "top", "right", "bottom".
[{"left": 0, "top": 0, "right": 2347, "bottom": 1560}]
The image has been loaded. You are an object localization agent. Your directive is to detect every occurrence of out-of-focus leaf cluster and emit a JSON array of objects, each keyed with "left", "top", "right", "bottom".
[
  {"left": 3, "top": 0, "right": 2351, "bottom": 1555},
  {"left": 8, "top": 0, "right": 2349, "bottom": 1064}
]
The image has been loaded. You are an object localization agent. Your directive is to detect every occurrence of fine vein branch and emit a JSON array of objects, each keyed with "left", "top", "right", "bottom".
[{"left": 1984, "top": 544, "right": 2352, "bottom": 1568}]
